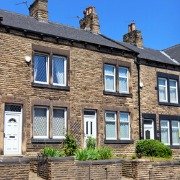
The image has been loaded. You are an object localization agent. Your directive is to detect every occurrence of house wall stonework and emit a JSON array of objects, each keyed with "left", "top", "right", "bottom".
[
  {"left": 0, "top": 31, "right": 139, "bottom": 155},
  {"left": 140, "top": 64, "right": 180, "bottom": 156}
]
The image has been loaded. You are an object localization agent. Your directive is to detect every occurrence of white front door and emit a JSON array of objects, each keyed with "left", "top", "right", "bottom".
[
  {"left": 84, "top": 110, "right": 97, "bottom": 147},
  {"left": 144, "top": 119, "right": 154, "bottom": 140},
  {"left": 4, "top": 112, "right": 22, "bottom": 155}
]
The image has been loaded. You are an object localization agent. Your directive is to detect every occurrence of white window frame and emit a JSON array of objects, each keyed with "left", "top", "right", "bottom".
[
  {"left": 52, "top": 108, "right": 67, "bottom": 139},
  {"left": 104, "top": 64, "right": 116, "bottom": 92},
  {"left": 158, "top": 78, "right": 168, "bottom": 102},
  {"left": 119, "top": 112, "right": 130, "bottom": 140},
  {"left": 52, "top": 55, "right": 67, "bottom": 87},
  {"left": 33, "top": 107, "right": 49, "bottom": 139},
  {"left": 34, "top": 53, "right": 49, "bottom": 85},
  {"left": 119, "top": 67, "right": 129, "bottom": 94},
  {"left": 161, "top": 120, "right": 170, "bottom": 145},
  {"left": 169, "top": 79, "right": 178, "bottom": 104},
  {"left": 105, "top": 111, "right": 117, "bottom": 140},
  {"left": 172, "top": 121, "right": 180, "bottom": 146}
]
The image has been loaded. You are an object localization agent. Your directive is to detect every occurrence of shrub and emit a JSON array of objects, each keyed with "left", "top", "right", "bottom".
[
  {"left": 42, "top": 147, "right": 65, "bottom": 157},
  {"left": 86, "top": 137, "right": 96, "bottom": 150},
  {"left": 87, "top": 148, "right": 99, "bottom": 160},
  {"left": 75, "top": 149, "right": 88, "bottom": 161},
  {"left": 136, "top": 139, "right": 172, "bottom": 158},
  {"left": 98, "top": 147, "right": 113, "bottom": 160},
  {"left": 75, "top": 146, "right": 113, "bottom": 161},
  {"left": 63, "top": 134, "right": 78, "bottom": 156}
]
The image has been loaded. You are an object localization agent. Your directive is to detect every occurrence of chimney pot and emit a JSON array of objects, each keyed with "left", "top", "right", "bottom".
[
  {"left": 29, "top": 0, "right": 48, "bottom": 22},
  {"left": 123, "top": 23, "right": 143, "bottom": 48},
  {"left": 79, "top": 6, "right": 100, "bottom": 34}
]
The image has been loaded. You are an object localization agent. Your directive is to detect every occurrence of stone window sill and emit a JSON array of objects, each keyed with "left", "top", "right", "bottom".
[
  {"left": 158, "top": 102, "right": 180, "bottom": 107},
  {"left": 104, "top": 140, "right": 134, "bottom": 144},
  {"left": 32, "top": 82, "right": 70, "bottom": 91},
  {"left": 103, "top": 91, "right": 132, "bottom": 98},
  {"left": 31, "top": 138, "right": 64, "bottom": 144}
]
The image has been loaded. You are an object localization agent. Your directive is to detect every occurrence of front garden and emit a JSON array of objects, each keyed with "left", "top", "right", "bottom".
[{"left": 32, "top": 134, "right": 180, "bottom": 179}]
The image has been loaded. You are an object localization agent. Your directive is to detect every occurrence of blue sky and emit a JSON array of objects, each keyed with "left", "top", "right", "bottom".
[{"left": 0, "top": 0, "right": 180, "bottom": 49}]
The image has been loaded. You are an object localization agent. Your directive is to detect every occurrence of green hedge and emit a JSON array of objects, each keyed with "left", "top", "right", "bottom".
[{"left": 135, "top": 139, "right": 172, "bottom": 158}]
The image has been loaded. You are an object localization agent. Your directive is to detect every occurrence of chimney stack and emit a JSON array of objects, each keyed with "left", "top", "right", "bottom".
[
  {"left": 29, "top": 0, "right": 48, "bottom": 22},
  {"left": 79, "top": 6, "right": 100, "bottom": 34},
  {"left": 123, "top": 23, "right": 143, "bottom": 48}
]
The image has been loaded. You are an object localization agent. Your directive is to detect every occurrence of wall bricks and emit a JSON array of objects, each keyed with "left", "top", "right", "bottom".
[
  {"left": 0, "top": 157, "right": 30, "bottom": 180},
  {"left": 37, "top": 157, "right": 122, "bottom": 180}
]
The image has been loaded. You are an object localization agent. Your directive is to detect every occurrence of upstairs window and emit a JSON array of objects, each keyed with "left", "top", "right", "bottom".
[
  {"left": 52, "top": 56, "right": 67, "bottom": 86},
  {"left": 157, "top": 73, "right": 179, "bottom": 105},
  {"left": 34, "top": 54, "right": 49, "bottom": 84},
  {"left": 104, "top": 64, "right": 129, "bottom": 94},
  {"left": 119, "top": 67, "right": 129, "bottom": 93},
  {"left": 158, "top": 78, "right": 168, "bottom": 102},
  {"left": 104, "top": 65, "right": 116, "bottom": 92},
  {"left": 169, "top": 80, "right": 178, "bottom": 103},
  {"left": 33, "top": 53, "right": 67, "bottom": 87}
]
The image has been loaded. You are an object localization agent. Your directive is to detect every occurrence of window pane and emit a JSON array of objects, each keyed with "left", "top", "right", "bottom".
[
  {"left": 106, "top": 112, "right": 116, "bottom": 121},
  {"left": 104, "top": 65, "right": 115, "bottom": 92},
  {"left": 172, "top": 121, "right": 180, "bottom": 145},
  {"left": 160, "top": 121, "right": 169, "bottom": 145},
  {"left": 53, "top": 109, "right": 66, "bottom": 138},
  {"left": 34, "top": 54, "right": 48, "bottom": 83},
  {"left": 120, "top": 113, "right": 130, "bottom": 139},
  {"left": 33, "top": 108, "right": 48, "bottom": 137},
  {"left": 53, "top": 56, "right": 66, "bottom": 85},
  {"left": 106, "top": 122, "right": 116, "bottom": 139},
  {"left": 105, "top": 76, "right": 115, "bottom": 91},
  {"left": 169, "top": 80, "right": 176, "bottom": 87},
  {"left": 119, "top": 67, "right": 128, "bottom": 77},
  {"left": 170, "top": 88, "right": 178, "bottom": 103},
  {"left": 159, "top": 86, "right": 167, "bottom": 101},
  {"left": 170, "top": 80, "right": 178, "bottom": 103},
  {"left": 120, "top": 122, "right": 129, "bottom": 139},
  {"left": 159, "top": 78, "right": 166, "bottom": 86},
  {"left": 105, "top": 65, "right": 115, "bottom": 75},
  {"left": 119, "top": 77, "right": 128, "bottom": 93}
]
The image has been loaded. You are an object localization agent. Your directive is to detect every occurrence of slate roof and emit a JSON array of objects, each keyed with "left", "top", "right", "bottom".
[
  {"left": 0, "top": 9, "right": 179, "bottom": 67},
  {"left": 164, "top": 44, "right": 180, "bottom": 64},
  {"left": 119, "top": 42, "right": 180, "bottom": 66},
  {"left": 0, "top": 9, "right": 130, "bottom": 52}
]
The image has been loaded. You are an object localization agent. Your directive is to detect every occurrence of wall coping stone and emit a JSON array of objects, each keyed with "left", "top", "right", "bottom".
[
  {"left": 76, "top": 159, "right": 122, "bottom": 166},
  {"left": 0, "top": 156, "right": 30, "bottom": 164},
  {"left": 47, "top": 156, "right": 75, "bottom": 162}
]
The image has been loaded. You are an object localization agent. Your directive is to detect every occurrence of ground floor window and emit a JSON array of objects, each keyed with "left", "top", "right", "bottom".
[
  {"left": 160, "top": 119, "right": 180, "bottom": 146},
  {"left": 33, "top": 106, "right": 67, "bottom": 139},
  {"left": 105, "top": 111, "right": 130, "bottom": 140}
]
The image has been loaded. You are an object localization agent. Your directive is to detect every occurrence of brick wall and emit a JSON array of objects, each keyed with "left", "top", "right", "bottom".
[
  {"left": 0, "top": 29, "right": 138, "bottom": 155},
  {"left": 0, "top": 157, "right": 30, "bottom": 180},
  {"left": 122, "top": 159, "right": 180, "bottom": 180},
  {"left": 37, "top": 156, "right": 122, "bottom": 180}
]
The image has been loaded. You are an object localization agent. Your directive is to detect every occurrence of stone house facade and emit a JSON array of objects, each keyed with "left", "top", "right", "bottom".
[
  {"left": 0, "top": 0, "right": 179, "bottom": 156},
  {"left": 122, "top": 25, "right": 180, "bottom": 156}
]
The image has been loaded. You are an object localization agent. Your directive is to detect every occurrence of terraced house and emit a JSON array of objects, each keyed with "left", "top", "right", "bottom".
[{"left": 0, "top": 0, "right": 179, "bottom": 157}]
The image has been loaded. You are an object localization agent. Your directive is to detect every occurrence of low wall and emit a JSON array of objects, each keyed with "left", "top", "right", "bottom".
[
  {"left": 122, "top": 159, "right": 180, "bottom": 180},
  {"left": 0, "top": 157, "right": 30, "bottom": 180},
  {"left": 37, "top": 156, "right": 122, "bottom": 180},
  {"left": 76, "top": 159, "right": 122, "bottom": 180}
]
